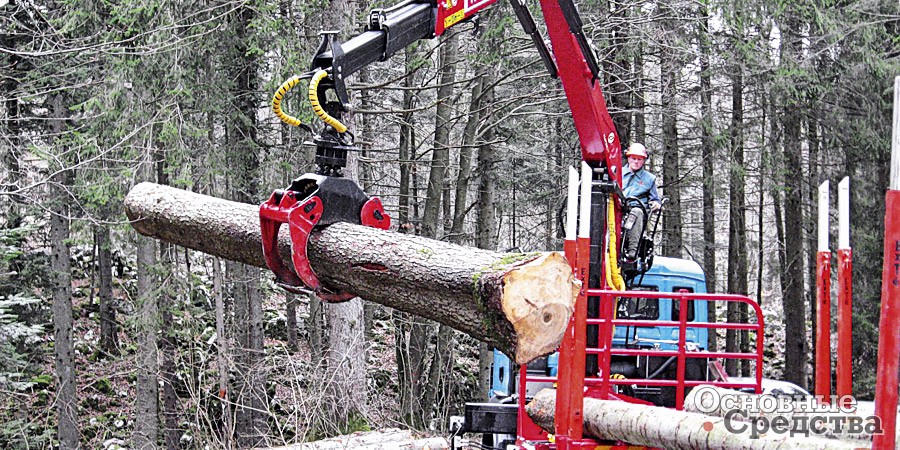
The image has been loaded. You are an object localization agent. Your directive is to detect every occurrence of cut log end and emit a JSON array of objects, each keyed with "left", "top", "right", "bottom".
[{"left": 501, "top": 252, "right": 578, "bottom": 364}]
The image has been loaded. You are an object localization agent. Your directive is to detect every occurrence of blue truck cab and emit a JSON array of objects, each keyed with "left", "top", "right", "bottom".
[{"left": 490, "top": 256, "right": 710, "bottom": 402}]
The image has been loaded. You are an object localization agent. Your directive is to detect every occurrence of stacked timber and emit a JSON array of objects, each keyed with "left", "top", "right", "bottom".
[{"left": 526, "top": 388, "right": 864, "bottom": 449}]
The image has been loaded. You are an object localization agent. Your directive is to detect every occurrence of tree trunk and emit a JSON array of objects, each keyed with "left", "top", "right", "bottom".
[
  {"left": 48, "top": 93, "right": 79, "bottom": 449},
  {"left": 225, "top": 2, "right": 266, "bottom": 444},
  {"left": 230, "top": 261, "right": 267, "bottom": 447},
  {"left": 156, "top": 150, "right": 180, "bottom": 450},
  {"left": 605, "top": 0, "right": 631, "bottom": 144},
  {"left": 159, "top": 243, "right": 180, "bottom": 450},
  {"left": 51, "top": 176, "right": 79, "bottom": 449},
  {"left": 805, "top": 107, "right": 821, "bottom": 389},
  {"left": 781, "top": 16, "right": 809, "bottom": 389},
  {"left": 422, "top": 34, "right": 457, "bottom": 240},
  {"left": 423, "top": 323, "right": 454, "bottom": 427},
  {"left": 212, "top": 256, "right": 233, "bottom": 447},
  {"left": 395, "top": 46, "right": 427, "bottom": 425},
  {"left": 632, "top": 41, "right": 646, "bottom": 145},
  {"left": 133, "top": 237, "right": 159, "bottom": 450},
  {"left": 474, "top": 20, "right": 500, "bottom": 399},
  {"left": 527, "top": 389, "right": 858, "bottom": 449},
  {"left": 96, "top": 224, "right": 118, "bottom": 354},
  {"left": 397, "top": 48, "right": 417, "bottom": 234},
  {"left": 286, "top": 294, "right": 299, "bottom": 351},
  {"left": 768, "top": 94, "right": 788, "bottom": 305},
  {"left": 325, "top": 297, "right": 367, "bottom": 426},
  {"left": 449, "top": 71, "right": 484, "bottom": 244},
  {"left": 659, "top": 6, "right": 682, "bottom": 258},
  {"left": 726, "top": 65, "right": 747, "bottom": 377},
  {"left": 308, "top": 293, "right": 325, "bottom": 360},
  {"left": 124, "top": 183, "right": 577, "bottom": 364},
  {"left": 698, "top": 0, "right": 717, "bottom": 353}
]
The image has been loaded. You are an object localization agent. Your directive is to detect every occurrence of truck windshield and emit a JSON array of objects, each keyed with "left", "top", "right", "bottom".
[{"left": 617, "top": 286, "right": 659, "bottom": 320}]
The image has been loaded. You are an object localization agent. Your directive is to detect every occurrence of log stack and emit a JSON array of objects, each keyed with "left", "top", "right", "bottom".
[{"left": 526, "top": 389, "right": 862, "bottom": 450}]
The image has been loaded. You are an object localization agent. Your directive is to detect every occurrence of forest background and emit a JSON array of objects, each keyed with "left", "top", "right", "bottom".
[{"left": 0, "top": 0, "right": 898, "bottom": 448}]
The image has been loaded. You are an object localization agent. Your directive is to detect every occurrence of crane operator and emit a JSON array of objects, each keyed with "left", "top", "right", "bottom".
[{"left": 621, "top": 143, "right": 661, "bottom": 261}]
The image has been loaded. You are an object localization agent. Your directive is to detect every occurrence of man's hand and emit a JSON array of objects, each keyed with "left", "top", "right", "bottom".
[{"left": 650, "top": 200, "right": 661, "bottom": 212}]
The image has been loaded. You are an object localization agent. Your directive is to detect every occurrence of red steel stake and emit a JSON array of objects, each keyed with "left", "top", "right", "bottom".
[
  {"left": 836, "top": 248, "right": 853, "bottom": 398},
  {"left": 873, "top": 190, "right": 900, "bottom": 449},
  {"left": 836, "top": 177, "right": 853, "bottom": 399},
  {"left": 873, "top": 74, "right": 900, "bottom": 450},
  {"left": 815, "top": 251, "right": 832, "bottom": 402},
  {"left": 815, "top": 181, "right": 832, "bottom": 402}
]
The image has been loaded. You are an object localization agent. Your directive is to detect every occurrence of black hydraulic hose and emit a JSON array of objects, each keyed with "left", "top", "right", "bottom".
[{"left": 647, "top": 356, "right": 677, "bottom": 380}]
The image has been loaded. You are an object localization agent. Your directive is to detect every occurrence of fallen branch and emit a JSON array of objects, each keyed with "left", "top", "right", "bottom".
[{"left": 124, "top": 182, "right": 577, "bottom": 364}]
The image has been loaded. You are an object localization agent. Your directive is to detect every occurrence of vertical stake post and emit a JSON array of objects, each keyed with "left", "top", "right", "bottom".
[
  {"left": 836, "top": 177, "right": 853, "bottom": 398},
  {"left": 815, "top": 180, "right": 832, "bottom": 402},
  {"left": 873, "top": 75, "right": 900, "bottom": 450},
  {"left": 554, "top": 166, "right": 581, "bottom": 442}
]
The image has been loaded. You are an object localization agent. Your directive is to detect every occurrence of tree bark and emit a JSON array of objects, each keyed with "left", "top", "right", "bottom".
[
  {"left": 805, "top": 106, "right": 821, "bottom": 389},
  {"left": 659, "top": 5, "right": 682, "bottom": 258},
  {"left": 781, "top": 14, "right": 809, "bottom": 389},
  {"left": 475, "top": 16, "right": 500, "bottom": 399},
  {"left": 51, "top": 178, "right": 79, "bottom": 449},
  {"left": 423, "top": 34, "right": 457, "bottom": 240},
  {"left": 96, "top": 224, "right": 118, "bottom": 354},
  {"left": 395, "top": 46, "right": 426, "bottom": 424},
  {"left": 286, "top": 294, "right": 299, "bottom": 351},
  {"left": 159, "top": 243, "right": 180, "bottom": 450},
  {"left": 48, "top": 93, "right": 79, "bottom": 449},
  {"left": 448, "top": 71, "right": 484, "bottom": 244},
  {"left": 726, "top": 64, "right": 747, "bottom": 377},
  {"left": 526, "top": 389, "right": 858, "bottom": 449},
  {"left": 133, "top": 235, "right": 159, "bottom": 450},
  {"left": 325, "top": 296, "right": 367, "bottom": 426},
  {"left": 632, "top": 40, "right": 646, "bottom": 145},
  {"left": 212, "top": 256, "right": 233, "bottom": 447},
  {"left": 698, "top": 0, "right": 717, "bottom": 353},
  {"left": 156, "top": 150, "right": 180, "bottom": 450},
  {"left": 124, "top": 182, "right": 577, "bottom": 364}
]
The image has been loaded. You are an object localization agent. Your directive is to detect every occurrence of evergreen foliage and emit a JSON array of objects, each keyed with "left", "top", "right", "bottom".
[{"left": 0, "top": 0, "right": 897, "bottom": 446}]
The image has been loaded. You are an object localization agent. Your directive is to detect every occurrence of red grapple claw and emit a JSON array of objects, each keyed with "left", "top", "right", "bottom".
[{"left": 259, "top": 176, "right": 391, "bottom": 302}]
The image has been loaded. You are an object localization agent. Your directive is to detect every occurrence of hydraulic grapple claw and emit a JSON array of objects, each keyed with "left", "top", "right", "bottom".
[{"left": 259, "top": 174, "right": 390, "bottom": 301}]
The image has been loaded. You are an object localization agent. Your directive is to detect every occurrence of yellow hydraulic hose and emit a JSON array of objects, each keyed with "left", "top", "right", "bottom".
[
  {"left": 272, "top": 76, "right": 304, "bottom": 127},
  {"left": 309, "top": 70, "right": 348, "bottom": 133},
  {"left": 606, "top": 199, "right": 626, "bottom": 292},
  {"left": 605, "top": 199, "right": 625, "bottom": 334}
]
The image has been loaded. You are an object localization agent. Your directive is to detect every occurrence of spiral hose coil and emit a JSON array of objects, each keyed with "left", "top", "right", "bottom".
[
  {"left": 272, "top": 76, "right": 304, "bottom": 127},
  {"left": 308, "top": 70, "right": 348, "bottom": 133}
]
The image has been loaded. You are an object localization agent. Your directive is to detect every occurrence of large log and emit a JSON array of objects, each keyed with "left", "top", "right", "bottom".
[
  {"left": 685, "top": 385, "right": 897, "bottom": 446},
  {"left": 526, "top": 389, "right": 860, "bottom": 449},
  {"left": 124, "top": 182, "right": 577, "bottom": 364}
]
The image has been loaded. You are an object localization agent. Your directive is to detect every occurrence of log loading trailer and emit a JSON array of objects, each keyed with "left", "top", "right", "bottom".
[{"left": 252, "top": 0, "right": 843, "bottom": 447}]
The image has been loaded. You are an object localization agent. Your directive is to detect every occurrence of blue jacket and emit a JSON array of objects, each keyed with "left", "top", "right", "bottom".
[{"left": 622, "top": 168, "right": 660, "bottom": 208}]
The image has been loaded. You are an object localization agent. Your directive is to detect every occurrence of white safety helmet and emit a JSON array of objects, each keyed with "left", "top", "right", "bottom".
[{"left": 626, "top": 143, "right": 648, "bottom": 159}]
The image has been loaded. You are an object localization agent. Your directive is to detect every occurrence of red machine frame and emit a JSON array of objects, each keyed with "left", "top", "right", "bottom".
[
  {"left": 514, "top": 236, "right": 765, "bottom": 449},
  {"left": 260, "top": 0, "right": 900, "bottom": 449}
]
